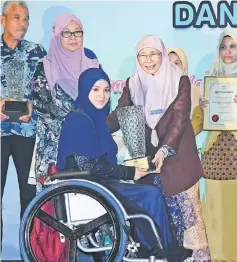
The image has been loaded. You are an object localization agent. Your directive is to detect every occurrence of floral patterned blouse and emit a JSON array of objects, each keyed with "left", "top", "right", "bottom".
[{"left": 31, "top": 61, "right": 75, "bottom": 192}]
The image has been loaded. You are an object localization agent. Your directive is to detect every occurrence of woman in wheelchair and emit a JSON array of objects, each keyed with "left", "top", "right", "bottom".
[{"left": 55, "top": 67, "right": 191, "bottom": 260}]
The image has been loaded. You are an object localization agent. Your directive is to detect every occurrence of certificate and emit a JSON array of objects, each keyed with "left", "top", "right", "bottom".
[{"left": 203, "top": 76, "right": 237, "bottom": 131}]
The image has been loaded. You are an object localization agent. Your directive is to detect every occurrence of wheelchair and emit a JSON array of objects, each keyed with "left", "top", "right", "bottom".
[{"left": 20, "top": 169, "right": 193, "bottom": 262}]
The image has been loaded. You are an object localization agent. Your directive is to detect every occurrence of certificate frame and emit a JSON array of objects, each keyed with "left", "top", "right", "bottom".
[{"left": 203, "top": 76, "right": 237, "bottom": 131}]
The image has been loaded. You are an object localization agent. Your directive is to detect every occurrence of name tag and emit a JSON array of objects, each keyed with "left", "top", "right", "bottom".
[{"left": 151, "top": 109, "right": 164, "bottom": 115}]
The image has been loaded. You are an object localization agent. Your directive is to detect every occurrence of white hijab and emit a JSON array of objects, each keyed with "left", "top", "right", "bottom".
[
  {"left": 129, "top": 35, "right": 184, "bottom": 146},
  {"left": 206, "top": 29, "right": 237, "bottom": 76}
]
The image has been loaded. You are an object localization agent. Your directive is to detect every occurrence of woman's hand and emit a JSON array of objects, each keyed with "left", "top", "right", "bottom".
[
  {"left": 199, "top": 97, "right": 209, "bottom": 111},
  {"left": 134, "top": 168, "right": 149, "bottom": 180},
  {"left": 19, "top": 99, "right": 33, "bottom": 123},
  {"left": 151, "top": 150, "right": 165, "bottom": 173}
]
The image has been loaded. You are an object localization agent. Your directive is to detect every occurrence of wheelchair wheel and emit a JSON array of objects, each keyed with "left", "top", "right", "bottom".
[{"left": 20, "top": 180, "right": 128, "bottom": 262}]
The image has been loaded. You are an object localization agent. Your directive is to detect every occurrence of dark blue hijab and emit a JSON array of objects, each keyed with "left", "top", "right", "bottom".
[{"left": 56, "top": 68, "right": 118, "bottom": 171}]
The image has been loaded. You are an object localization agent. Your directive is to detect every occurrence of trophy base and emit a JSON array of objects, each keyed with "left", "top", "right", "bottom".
[
  {"left": 124, "top": 156, "right": 155, "bottom": 171},
  {"left": 3, "top": 101, "right": 28, "bottom": 122}
]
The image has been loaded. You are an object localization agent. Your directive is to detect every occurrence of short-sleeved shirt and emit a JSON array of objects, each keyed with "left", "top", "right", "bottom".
[{"left": 0, "top": 35, "right": 47, "bottom": 137}]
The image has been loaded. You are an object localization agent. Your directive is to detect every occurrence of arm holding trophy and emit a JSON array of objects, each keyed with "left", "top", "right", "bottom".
[
  {"left": 0, "top": 0, "right": 47, "bottom": 238},
  {"left": 108, "top": 35, "right": 202, "bottom": 196},
  {"left": 152, "top": 75, "right": 191, "bottom": 173},
  {"left": 1, "top": 98, "right": 34, "bottom": 122},
  {"left": 1, "top": 97, "right": 33, "bottom": 123},
  {"left": 1, "top": 59, "right": 35, "bottom": 123}
]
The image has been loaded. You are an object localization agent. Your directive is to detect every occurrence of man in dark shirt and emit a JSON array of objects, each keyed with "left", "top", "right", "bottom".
[{"left": 0, "top": 0, "right": 47, "bottom": 245}]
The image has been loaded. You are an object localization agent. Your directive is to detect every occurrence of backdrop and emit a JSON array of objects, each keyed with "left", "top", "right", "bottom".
[{"left": 1, "top": 0, "right": 228, "bottom": 259}]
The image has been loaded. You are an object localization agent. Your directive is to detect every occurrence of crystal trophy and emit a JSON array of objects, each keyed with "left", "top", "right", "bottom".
[
  {"left": 117, "top": 105, "right": 155, "bottom": 171},
  {"left": 3, "top": 60, "right": 29, "bottom": 122}
]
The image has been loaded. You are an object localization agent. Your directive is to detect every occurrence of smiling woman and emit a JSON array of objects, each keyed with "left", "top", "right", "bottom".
[
  {"left": 107, "top": 35, "right": 209, "bottom": 261},
  {"left": 137, "top": 47, "right": 162, "bottom": 75},
  {"left": 88, "top": 80, "right": 111, "bottom": 109}
]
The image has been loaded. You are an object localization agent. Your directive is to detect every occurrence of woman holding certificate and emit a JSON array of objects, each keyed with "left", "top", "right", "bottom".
[{"left": 192, "top": 29, "right": 237, "bottom": 262}]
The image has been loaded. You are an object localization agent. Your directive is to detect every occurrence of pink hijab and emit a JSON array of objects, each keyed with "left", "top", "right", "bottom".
[
  {"left": 43, "top": 14, "right": 99, "bottom": 100},
  {"left": 129, "top": 35, "right": 184, "bottom": 146}
]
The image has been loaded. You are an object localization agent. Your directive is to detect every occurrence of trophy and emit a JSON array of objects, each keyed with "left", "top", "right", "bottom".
[
  {"left": 117, "top": 105, "right": 155, "bottom": 171},
  {"left": 3, "top": 60, "right": 29, "bottom": 122}
]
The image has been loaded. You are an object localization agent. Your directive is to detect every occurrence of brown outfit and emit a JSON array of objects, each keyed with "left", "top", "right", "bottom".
[
  {"left": 107, "top": 75, "right": 204, "bottom": 196},
  {"left": 202, "top": 132, "right": 237, "bottom": 180}
]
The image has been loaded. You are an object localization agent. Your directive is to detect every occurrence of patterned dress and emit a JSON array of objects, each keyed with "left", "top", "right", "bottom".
[
  {"left": 31, "top": 61, "right": 75, "bottom": 192},
  {"left": 153, "top": 177, "right": 211, "bottom": 262}
]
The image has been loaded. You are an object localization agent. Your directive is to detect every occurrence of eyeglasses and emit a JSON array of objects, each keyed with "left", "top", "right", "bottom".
[
  {"left": 138, "top": 52, "right": 161, "bottom": 60},
  {"left": 61, "top": 30, "right": 83, "bottom": 38}
]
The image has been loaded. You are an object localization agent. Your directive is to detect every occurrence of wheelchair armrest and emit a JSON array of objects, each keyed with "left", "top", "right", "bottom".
[{"left": 48, "top": 170, "right": 90, "bottom": 181}]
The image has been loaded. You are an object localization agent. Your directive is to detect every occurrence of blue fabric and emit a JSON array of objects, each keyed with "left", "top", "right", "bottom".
[
  {"left": 1, "top": 34, "right": 47, "bottom": 137},
  {"left": 56, "top": 68, "right": 118, "bottom": 171},
  {"left": 110, "top": 182, "right": 173, "bottom": 248},
  {"left": 153, "top": 175, "right": 198, "bottom": 247},
  {"left": 84, "top": 48, "right": 97, "bottom": 60}
]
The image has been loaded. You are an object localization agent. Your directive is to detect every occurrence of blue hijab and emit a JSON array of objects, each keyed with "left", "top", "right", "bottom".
[{"left": 56, "top": 68, "right": 118, "bottom": 171}]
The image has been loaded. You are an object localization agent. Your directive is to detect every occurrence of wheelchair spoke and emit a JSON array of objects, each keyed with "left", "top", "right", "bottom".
[
  {"left": 74, "top": 213, "right": 110, "bottom": 238},
  {"left": 35, "top": 209, "right": 73, "bottom": 237},
  {"left": 68, "top": 239, "right": 77, "bottom": 262},
  {"left": 21, "top": 183, "right": 126, "bottom": 262}
]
